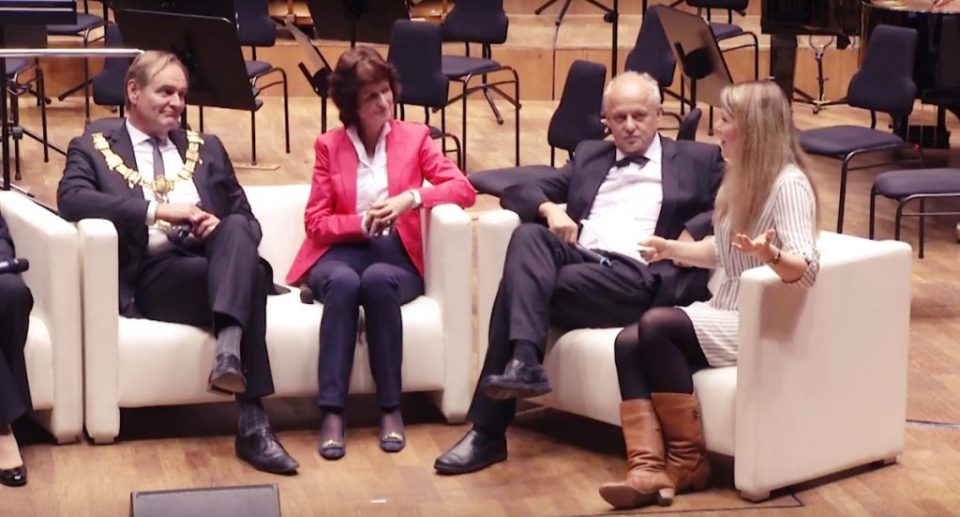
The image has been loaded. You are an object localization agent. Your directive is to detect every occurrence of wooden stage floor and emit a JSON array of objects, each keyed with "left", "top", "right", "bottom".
[{"left": 4, "top": 92, "right": 960, "bottom": 515}]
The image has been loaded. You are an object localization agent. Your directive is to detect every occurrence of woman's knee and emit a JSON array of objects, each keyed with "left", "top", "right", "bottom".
[
  {"left": 309, "top": 264, "right": 360, "bottom": 303},
  {"left": 358, "top": 263, "right": 399, "bottom": 302}
]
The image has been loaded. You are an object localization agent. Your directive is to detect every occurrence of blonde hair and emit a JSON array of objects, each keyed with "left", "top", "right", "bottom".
[{"left": 714, "top": 81, "right": 819, "bottom": 235}]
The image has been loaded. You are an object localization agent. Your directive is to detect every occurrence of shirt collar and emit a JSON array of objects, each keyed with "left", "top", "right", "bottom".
[
  {"left": 615, "top": 133, "right": 661, "bottom": 167},
  {"left": 125, "top": 119, "right": 171, "bottom": 148},
  {"left": 346, "top": 122, "right": 392, "bottom": 161}
]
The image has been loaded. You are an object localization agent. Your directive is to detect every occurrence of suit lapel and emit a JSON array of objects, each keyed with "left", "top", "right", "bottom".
[
  {"left": 385, "top": 120, "right": 401, "bottom": 197},
  {"left": 106, "top": 122, "right": 144, "bottom": 198},
  {"left": 656, "top": 137, "right": 679, "bottom": 237},
  {"left": 338, "top": 130, "right": 359, "bottom": 213},
  {"left": 571, "top": 142, "right": 616, "bottom": 221}
]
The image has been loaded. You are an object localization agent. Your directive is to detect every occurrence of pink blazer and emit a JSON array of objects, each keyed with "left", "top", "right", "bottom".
[{"left": 286, "top": 120, "right": 476, "bottom": 284}]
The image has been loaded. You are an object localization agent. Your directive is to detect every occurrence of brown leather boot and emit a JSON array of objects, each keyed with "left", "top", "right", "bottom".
[
  {"left": 598, "top": 400, "right": 675, "bottom": 509},
  {"left": 650, "top": 392, "right": 711, "bottom": 504}
]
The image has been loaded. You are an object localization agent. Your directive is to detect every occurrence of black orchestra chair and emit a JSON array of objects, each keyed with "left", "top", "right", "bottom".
[
  {"left": 469, "top": 60, "right": 606, "bottom": 196},
  {"left": 677, "top": 107, "right": 702, "bottom": 141},
  {"left": 234, "top": 0, "right": 290, "bottom": 160},
  {"left": 624, "top": 5, "right": 684, "bottom": 127},
  {"left": 440, "top": 0, "right": 520, "bottom": 171},
  {"left": 388, "top": 20, "right": 462, "bottom": 169},
  {"left": 799, "top": 25, "right": 923, "bottom": 234},
  {"left": 870, "top": 168, "right": 960, "bottom": 258},
  {"left": 48, "top": 0, "right": 107, "bottom": 123},
  {"left": 5, "top": 58, "right": 51, "bottom": 181},
  {"left": 91, "top": 23, "right": 130, "bottom": 117}
]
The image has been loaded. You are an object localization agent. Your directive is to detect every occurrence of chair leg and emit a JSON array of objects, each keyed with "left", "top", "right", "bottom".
[
  {"left": 482, "top": 82, "right": 504, "bottom": 125},
  {"left": 38, "top": 64, "right": 49, "bottom": 162},
  {"left": 462, "top": 80, "right": 469, "bottom": 172},
  {"left": 11, "top": 90, "right": 22, "bottom": 181},
  {"left": 894, "top": 202, "right": 904, "bottom": 242},
  {"left": 251, "top": 109, "right": 258, "bottom": 165},
  {"left": 514, "top": 74, "right": 520, "bottom": 167},
  {"left": 550, "top": 147, "right": 555, "bottom": 168},
  {"left": 199, "top": 106, "right": 205, "bottom": 133},
  {"left": 919, "top": 198, "right": 925, "bottom": 259},
  {"left": 837, "top": 157, "right": 852, "bottom": 233},
  {"left": 869, "top": 187, "right": 877, "bottom": 239},
  {"left": 281, "top": 69, "right": 290, "bottom": 154}
]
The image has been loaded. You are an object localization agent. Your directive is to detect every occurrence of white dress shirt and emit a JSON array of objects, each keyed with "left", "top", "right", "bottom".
[
  {"left": 126, "top": 120, "right": 201, "bottom": 254},
  {"left": 578, "top": 134, "right": 664, "bottom": 263}
]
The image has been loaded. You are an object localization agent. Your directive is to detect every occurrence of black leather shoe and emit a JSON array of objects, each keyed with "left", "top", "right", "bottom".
[
  {"left": 434, "top": 429, "right": 507, "bottom": 475},
  {"left": 481, "top": 359, "right": 552, "bottom": 400},
  {"left": 208, "top": 353, "right": 247, "bottom": 395},
  {"left": 0, "top": 465, "right": 26, "bottom": 487},
  {"left": 235, "top": 428, "right": 300, "bottom": 475}
]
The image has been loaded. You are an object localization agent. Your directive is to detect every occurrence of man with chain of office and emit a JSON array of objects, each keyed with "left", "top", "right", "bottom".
[{"left": 57, "top": 50, "right": 299, "bottom": 476}]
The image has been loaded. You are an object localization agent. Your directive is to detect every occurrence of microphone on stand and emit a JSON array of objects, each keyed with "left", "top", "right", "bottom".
[{"left": 0, "top": 257, "right": 29, "bottom": 275}]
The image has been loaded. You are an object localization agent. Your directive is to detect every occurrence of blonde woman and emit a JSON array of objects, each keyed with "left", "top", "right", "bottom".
[{"left": 599, "top": 80, "right": 820, "bottom": 509}]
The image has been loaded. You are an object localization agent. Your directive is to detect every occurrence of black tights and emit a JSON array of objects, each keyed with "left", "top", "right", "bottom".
[{"left": 614, "top": 307, "right": 710, "bottom": 400}]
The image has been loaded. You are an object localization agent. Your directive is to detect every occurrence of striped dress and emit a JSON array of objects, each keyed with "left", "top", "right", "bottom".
[{"left": 680, "top": 164, "right": 820, "bottom": 367}]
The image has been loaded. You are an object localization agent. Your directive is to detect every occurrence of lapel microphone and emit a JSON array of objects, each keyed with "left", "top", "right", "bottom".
[{"left": 0, "top": 258, "right": 30, "bottom": 275}]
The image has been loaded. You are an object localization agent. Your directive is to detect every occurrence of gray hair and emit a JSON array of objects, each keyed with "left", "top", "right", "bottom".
[{"left": 602, "top": 71, "right": 662, "bottom": 114}]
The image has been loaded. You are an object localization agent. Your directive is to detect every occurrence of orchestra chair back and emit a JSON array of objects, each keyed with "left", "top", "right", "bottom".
[
  {"left": 79, "top": 185, "right": 473, "bottom": 443},
  {"left": 477, "top": 209, "right": 911, "bottom": 501},
  {"left": 0, "top": 192, "right": 83, "bottom": 444}
]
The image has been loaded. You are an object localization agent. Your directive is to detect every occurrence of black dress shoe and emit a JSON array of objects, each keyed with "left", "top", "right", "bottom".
[
  {"left": 208, "top": 353, "right": 247, "bottom": 395},
  {"left": 481, "top": 359, "right": 552, "bottom": 400},
  {"left": 0, "top": 465, "right": 26, "bottom": 487},
  {"left": 235, "top": 428, "right": 300, "bottom": 475},
  {"left": 434, "top": 428, "right": 507, "bottom": 475}
]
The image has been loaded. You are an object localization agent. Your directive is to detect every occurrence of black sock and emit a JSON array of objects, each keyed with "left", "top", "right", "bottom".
[
  {"left": 512, "top": 340, "right": 541, "bottom": 366},
  {"left": 217, "top": 325, "right": 242, "bottom": 359},
  {"left": 237, "top": 398, "right": 269, "bottom": 436}
]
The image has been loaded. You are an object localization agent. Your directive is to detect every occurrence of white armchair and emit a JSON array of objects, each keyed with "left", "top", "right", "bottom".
[
  {"left": 0, "top": 192, "right": 83, "bottom": 444},
  {"left": 477, "top": 209, "right": 912, "bottom": 502},
  {"left": 81, "top": 184, "right": 473, "bottom": 443}
]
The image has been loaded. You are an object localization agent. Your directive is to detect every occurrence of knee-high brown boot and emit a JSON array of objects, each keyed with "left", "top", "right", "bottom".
[
  {"left": 650, "top": 392, "right": 711, "bottom": 504},
  {"left": 598, "top": 399, "right": 675, "bottom": 509}
]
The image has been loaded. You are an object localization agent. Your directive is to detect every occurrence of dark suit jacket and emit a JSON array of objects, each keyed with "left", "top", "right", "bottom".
[
  {"left": 501, "top": 137, "right": 724, "bottom": 307},
  {"left": 57, "top": 118, "right": 262, "bottom": 314},
  {"left": 0, "top": 212, "right": 14, "bottom": 263}
]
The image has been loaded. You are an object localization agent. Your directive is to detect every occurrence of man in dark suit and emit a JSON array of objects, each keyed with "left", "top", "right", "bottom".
[
  {"left": 0, "top": 210, "right": 33, "bottom": 487},
  {"left": 57, "top": 51, "right": 298, "bottom": 475},
  {"left": 435, "top": 72, "right": 725, "bottom": 474}
]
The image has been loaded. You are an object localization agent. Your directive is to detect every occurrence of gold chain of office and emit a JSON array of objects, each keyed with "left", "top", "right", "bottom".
[{"left": 92, "top": 131, "right": 204, "bottom": 201}]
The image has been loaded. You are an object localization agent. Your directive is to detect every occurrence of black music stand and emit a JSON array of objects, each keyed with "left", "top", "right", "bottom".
[
  {"left": 534, "top": 0, "right": 621, "bottom": 80},
  {"left": 113, "top": 9, "right": 258, "bottom": 142},
  {"left": 109, "top": 0, "right": 236, "bottom": 24},
  {"left": 0, "top": 0, "right": 76, "bottom": 190},
  {"left": 286, "top": 21, "right": 333, "bottom": 133},
  {"left": 659, "top": 6, "right": 732, "bottom": 133},
  {"left": 305, "top": 0, "right": 409, "bottom": 47}
]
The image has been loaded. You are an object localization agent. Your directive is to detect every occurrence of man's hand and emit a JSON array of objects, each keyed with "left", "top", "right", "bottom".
[
  {"left": 191, "top": 211, "right": 221, "bottom": 241},
  {"left": 539, "top": 202, "right": 578, "bottom": 245},
  {"left": 367, "top": 192, "right": 416, "bottom": 236},
  {"left": 155, "top": 202, "right": 201, "bottom": 224}
]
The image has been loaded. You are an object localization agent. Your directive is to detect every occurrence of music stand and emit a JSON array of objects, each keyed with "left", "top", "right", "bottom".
[
  {"left": 113, "top": 10, "right": 256, "bottom": 117},
  {"left": 658, "top": 6, "right": 732, "bottom": 132},
  {"left": 0, "top": 0, "right": 76, "bottom": 190},
  {"left": 286, "top": 21, "right": 332, "bottom": 132},
  {"left": 305, "top": 0, "right": 409, "bottom": 47},
  {"left": 109, "top": 0, "right": 237, "bottom": 24}
]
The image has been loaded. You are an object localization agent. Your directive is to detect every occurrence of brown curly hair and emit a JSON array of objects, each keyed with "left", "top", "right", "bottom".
[{"left": 329, "top": 47, "right": 401, "bottom": 128}]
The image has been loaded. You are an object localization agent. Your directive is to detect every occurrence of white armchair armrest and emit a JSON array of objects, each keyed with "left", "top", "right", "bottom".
[
  {"left": 476, "top": 209, "right": 521, "bottom": 363},
  {"left": 0, "top": 192, "right": 82, "bottom": 443},
  {"left": 734, "top": 232, "right": 912, "bottom": 499},
  {"left": 77, "top": 218, "right": 121, "bottom": 443},
  {"left": 424, "top": 204, "right": 473, "bottom": 422}
]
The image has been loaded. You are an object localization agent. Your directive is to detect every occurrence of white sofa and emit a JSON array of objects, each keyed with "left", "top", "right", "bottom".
[
  {"left": 0, "top": 192, "right": 83, "bottom": 443},
  {"left": 477, "top": 209, "right": 912, "bottom": 501},
  {"left": 81, "top": 184, "right": 473, "bottom": 443}
]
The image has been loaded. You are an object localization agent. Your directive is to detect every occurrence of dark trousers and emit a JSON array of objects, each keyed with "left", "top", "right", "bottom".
[
  {"left": 0, "top": 273, "right": 33, "bottom": 426},
  {"left": 468, "top": 223, "right": 659, "bottom": 435},
  {"left": 306, "top": 234, "right": 423, "bottom": 410},
  {"left": 134, "top": 214, "right": 274, "bottom": 401}
]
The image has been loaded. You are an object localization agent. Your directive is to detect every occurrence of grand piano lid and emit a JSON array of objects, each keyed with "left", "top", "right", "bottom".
[{"left": 866, "top": 0, "right": 960, "bottom": 13}]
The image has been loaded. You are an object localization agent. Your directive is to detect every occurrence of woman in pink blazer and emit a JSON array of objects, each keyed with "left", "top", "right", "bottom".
[{"left": 287, "top": 47, "right": 476, "bottom": 460}]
